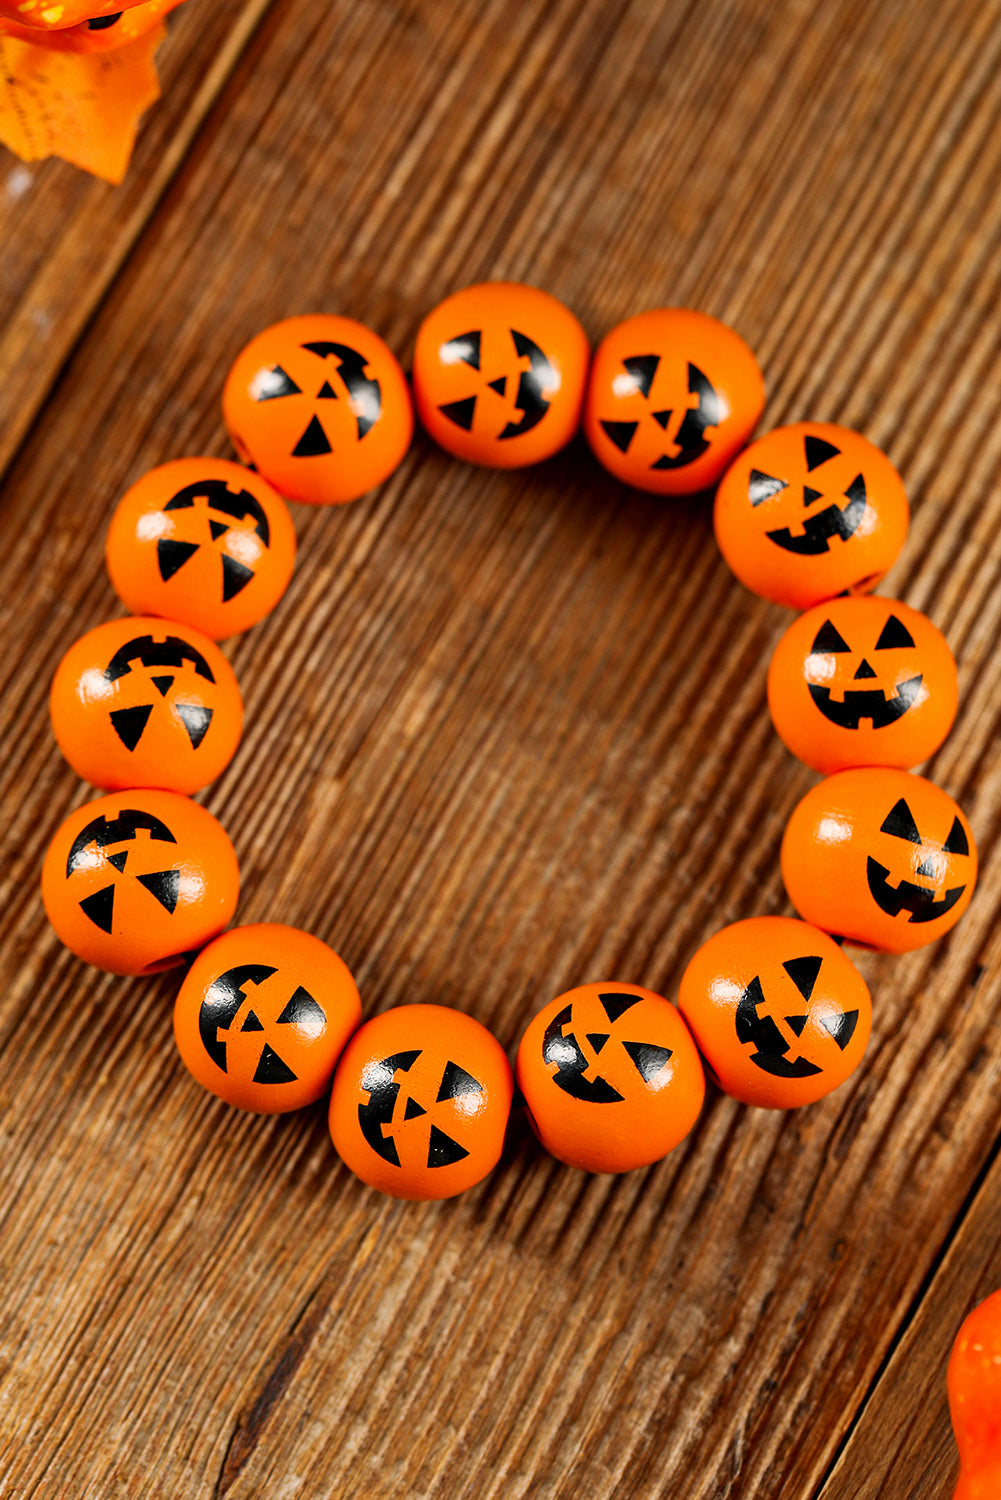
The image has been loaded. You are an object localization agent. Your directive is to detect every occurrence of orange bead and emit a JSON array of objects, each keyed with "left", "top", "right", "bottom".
[
  {"left": 105, "top": 457, "right": 296, "bottom": 641},
  {"left": 515, "top": 983, "right": 705, "bottom": 1172},
  {"left": 173, "top": 923, "right": 361, "bottom": 1114},
  {"left": 222, "top": 314, "right": 413, "bottom": 504},
  {"left": 949, "top": 1289, "right": 1001, "bottom": 1500},
  {"left": 714, "top": 422, "right": 909, "bottom": 608},
  {"left": 412, "top": 282, "right": 589, "bottom": 468},
  {"left": 584, "top": 308, "right": 765, "bottom": 495},
  {"left": 677, "top": 917, "right": 871, "bottom": 1108},
  {"left": 782, "top": 768, "right": 977, "bottom": 953},
  {"left": 328, "top": 1004, "right": 512, "bottom": 1199},
  {"left": 50, "top": 617, "right": 243, "bottom": 795},
  {"left": 768, "top": 597, "right": 958, "bottom": 775},
  {"left": 41, "top": 789, "right": 239, "bottom": 975}
]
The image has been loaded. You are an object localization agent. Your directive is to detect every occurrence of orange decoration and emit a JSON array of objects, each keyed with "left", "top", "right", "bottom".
[
  {"left": 0, "top": 0, "right": 182, "bottom": 50},
  {"left": 222, "top": 315, "right": 413, "bottom": 505},
  {"left": 412, "top": 282, "right": 590, "bottom": 468},
  {"left": 781, "top": 767, "right": 976, "bottom": 952},
  {"left": 41, "top": 788, "right": 239, "bottom": 975},
  {"left": 50, "top": 617, "right": 242, "bottom": 795},
  {"left": 173, "top": 923, "right": 361, "bottom": 1114},
  {"left": 768, "top": 596, "right": 958, "bottom": 774},
  {"left": 515, "top": 982, "right": 704, "bottom": 1172},
  {"left": 714, "top": 421, "right": 909, "bottom": 608},
  {"left": 677, "top": 917, "right": 871, "bottom": 1108},
  {"left": 949, "top": 1288, "right": 1001, "bottom": 1500},
  {"left": 105, "top": 457, "right": 296, "bottom": 641},
  {"left": 329, "top": 1004, "right": 513, "bottom": 1199},
  {"left": 584, "top": 308, "right": 765, "bottom": 495}
]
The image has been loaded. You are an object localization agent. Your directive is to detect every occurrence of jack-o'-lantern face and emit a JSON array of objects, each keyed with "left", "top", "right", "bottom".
[
  {"left": 866, "top": 796, "right": 972, "bottom": 925},
  {"left": 781, "top": 768, "right": 977, "bottom": 953},
  {"left": 733, "top": 956, "right": 859, "bottom": 1080},
  {"left": 541, "top": 989, "right": 678, "bottom": 1103},
  {"left": 413, "top": 282, "right": 590, "bottom": 469},
  {"left": 677, "top": 917, "right": 871, "bottom": 1108},
  {"left": 357, "top": 1050, "right": 486, "bottom": 1173},
  {"left": 804, "top": 611, "right": 922, "bottom": 729},
  {"left": 105, "top": 458, "right": 296, "bottom": 641},
  {"left": 597, "top": 358, "right": 726, "bottom": 472},
  {"left": 329, "top": 1004, "right": 513, "bottom": 1200},
  {"left": 41, "top": 789, "right": 239, "bottom": 975},
  {"left": 515, "top": 983, "right": 705, "bottom": 1172},
  {"left": 714, "top": 422, "right": 910, "bottom": 609},
  {"left": 222, "top": 314, "right": 413, "bottom": 505},
  {"left": 174, "top": 924, "right": 361, "bottom": 1114},
  {"left": 749, "top": 431, "right": 871, "bottom": 555},
  {"left": 584, "top": 308, "right": 765, "bottom": 496},
  {"left": 50, "top": 617, "right": 243, "bottom": 796},
  {"left": 767, "top": 596, "right": 958, "bottom": 774}
]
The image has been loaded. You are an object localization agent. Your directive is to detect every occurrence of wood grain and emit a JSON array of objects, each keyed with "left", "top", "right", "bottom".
[{"left": 2, "top": 0, "right": 1001, "bottom": 1494}]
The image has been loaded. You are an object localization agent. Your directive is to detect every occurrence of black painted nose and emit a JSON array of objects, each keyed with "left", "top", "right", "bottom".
[{"left": 854, "top": 658, "right": 877, "bottom": 679}]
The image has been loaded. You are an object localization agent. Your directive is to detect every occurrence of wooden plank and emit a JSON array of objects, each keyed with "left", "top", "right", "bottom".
[
  {"left": 0, "top": 0, "right": 275, "bottom": 482},
  {"left": 2, "top": 0, "right": 1001, "bottom": 1495},
  {"left": 819, "top": 1145, "right": 1001, "bottom": 1499}
]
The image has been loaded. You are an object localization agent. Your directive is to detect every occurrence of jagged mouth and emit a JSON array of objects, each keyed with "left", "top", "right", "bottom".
[
  {"left": 808, "top": 675, "right": 922, "bottom": 729},
  {"left": 766, "top": 479, "right": 868, "bottom": 555},
  {"left": 866, "top": 857, "right": 966, "bottom": 923}
]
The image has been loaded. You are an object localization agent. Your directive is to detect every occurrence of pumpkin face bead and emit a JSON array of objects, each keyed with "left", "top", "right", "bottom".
[
  {"left": 173, "top": 924, "right": 361, "bottom": 1114},
  {"left": 412, "top": 282, "right": 590, "bottom": 468},
  {"left": 50, "top": 617, "right": 243, "bottom": 795},
  {"left": 41, "top": 789, "right": 239, "bottom": 975},
  {"left": 222, "top": 314, "right": 413, "bottom": 505},
  {"left": 781, "top": 768, "right": 976, "bottom": 953},
  {"left": 105, "top": 457, "right": 296, "bottom": 641},
  {"left": 328, "top": 1004, "right": 513, "bottom": 1200},
  {"left": 714, "top": 421, "right": 910, "bottom": 608},
  {"left": 949, "top": 1289, "right": 1001, "bottom": 1500},
  {"left": 767, "top": 596, "right": 958, "bottom": 774},
  {"left": 515, "top": 983, "right": 705, "bottom": 1172},
  {"left": 583, "top": 308, "right": 765, "bottom": 495},
  {"left": 677, "top": 917, "right": 871, "bottom": 1108}
]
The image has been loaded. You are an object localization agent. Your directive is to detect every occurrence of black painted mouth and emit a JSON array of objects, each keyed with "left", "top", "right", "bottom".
[
  {"left": 766, "top": 475, "right": 868, "bottom": 555},
  {"left": 866, "top": 857, "right": 966, "bottom": 923},
  {"left": 808, "top": 674, "right": 922, "bottom": 729}
]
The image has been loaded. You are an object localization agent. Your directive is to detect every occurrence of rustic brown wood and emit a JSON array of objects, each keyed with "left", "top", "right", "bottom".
[{"left": 2, "top": 0, "right": 1001, "bottom": 1495}]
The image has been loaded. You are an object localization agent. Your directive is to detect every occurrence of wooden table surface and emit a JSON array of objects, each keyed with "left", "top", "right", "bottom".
[{"left": 3, "top": 0, "right": 1001, "bottom": 1494}]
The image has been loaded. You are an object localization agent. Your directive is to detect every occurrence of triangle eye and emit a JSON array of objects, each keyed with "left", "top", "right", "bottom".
[
  {"left": 875, "top": 614, "right": 916, "bottom": 651},
  {"left": 811, "top": 620, "right": 852, "bottom": 654},
  {"left": 943, "top": 816, "right": 970, "bottom": 856},
  {"left": 880, "top": 798, "right": 922, "bottom": 843}
]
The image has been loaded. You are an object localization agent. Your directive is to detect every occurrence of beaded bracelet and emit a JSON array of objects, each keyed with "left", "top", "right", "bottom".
[{"left": 40, "top": 279, "right": 977, "bottom": 1204}]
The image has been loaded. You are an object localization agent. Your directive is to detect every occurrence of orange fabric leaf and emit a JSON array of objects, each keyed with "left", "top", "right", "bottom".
[{"left": 0, "top": 22, "right": 165, "bottom": 181}]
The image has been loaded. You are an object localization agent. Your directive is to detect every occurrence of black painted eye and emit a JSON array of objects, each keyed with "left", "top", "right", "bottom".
[
  {"left": 880, "top": 798, "right": 922, "bottom": 843},
  {"left": 87, "top": 11, "right": 123, "bottom": 27},
  {"left": 810, "top": 619, "right": 852, "bottom": 653},
  {"left": 875, "top": 614, "right": 916, "bottom": 650}
]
